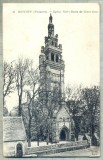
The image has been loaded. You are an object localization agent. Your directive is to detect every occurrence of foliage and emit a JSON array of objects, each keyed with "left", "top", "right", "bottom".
[
  {"left": 66, "top": 84, "right": 100, "bottom": 145},
  {"left": 81, "top": 86, "right": 100, "bottom": 145}
]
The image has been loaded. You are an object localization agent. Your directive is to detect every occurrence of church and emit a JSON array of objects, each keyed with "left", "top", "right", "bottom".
[{"left": 39, "top": 14, "right": 72, "bottom": 143}]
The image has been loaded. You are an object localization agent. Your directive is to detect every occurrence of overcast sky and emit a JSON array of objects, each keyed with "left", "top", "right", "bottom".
[{"left": 3, "top": 3, "right": 99, "bottom": 110}]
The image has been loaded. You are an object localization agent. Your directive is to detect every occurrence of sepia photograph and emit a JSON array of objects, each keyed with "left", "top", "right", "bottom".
[{"left": 3, "top": 3, "right": 100, "bottom": 157}]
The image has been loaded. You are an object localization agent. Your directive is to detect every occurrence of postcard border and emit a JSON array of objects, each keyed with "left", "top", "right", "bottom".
[{"left": 0, "top": 0, "right": 103, "bottom": 160}]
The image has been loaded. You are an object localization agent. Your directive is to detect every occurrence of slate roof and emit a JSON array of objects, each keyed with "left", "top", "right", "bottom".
[{"left": 3, "top": 117, "right": 27, "bottom": 142}]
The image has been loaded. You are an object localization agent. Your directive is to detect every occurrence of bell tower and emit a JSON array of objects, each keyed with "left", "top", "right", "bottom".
[
  {"left": 39, "top": 14, "right": 65, "bottom": 110},
  {"left": 39, "top": 14, "right": 71, "bottom": 143}
]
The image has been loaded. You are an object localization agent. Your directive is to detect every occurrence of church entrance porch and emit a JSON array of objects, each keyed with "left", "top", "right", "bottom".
[{"left": 60, "top": 127, "right": 69, "bottom": 141}]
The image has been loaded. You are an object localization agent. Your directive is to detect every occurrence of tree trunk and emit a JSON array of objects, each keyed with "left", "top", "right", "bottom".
[
  {"left": 37, "top": 136, "right": 39, "bottom": 146},
  {"left": 28, "top": 117, "right": 31, "bottom": 147},
  {"left": 46, "top": 140, "right": 49, "bottom": 145},
  {"left": 75, "top": 132, "right": 78, "bottom": 141},
  {"left": 46, "top": 132, "right": 49, "bottom": 145},
  {"left": 3, "top": 96, "right": 5, "bottom": 107},
  {"left": 91, "top": 123, "right": 96, "bottom": 145},
  {"left": 18, "top": 95, "right": 22, "bottom": 116},
  {"left": 90, "top": 112, "right": 95, "bottom": 145},
  {"left": 28, "top": 138, "right": 31, "bottom": 147}
]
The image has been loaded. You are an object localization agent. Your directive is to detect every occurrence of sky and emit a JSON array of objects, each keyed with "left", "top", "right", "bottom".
[{"left": 3, "top": 3, "right": 100, "bottom": 111}]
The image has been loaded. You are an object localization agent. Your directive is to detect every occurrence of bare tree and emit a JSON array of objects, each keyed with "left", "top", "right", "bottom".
[
  {"left": 81, "top": 86, "right": 100, "bottom": 145},
  {"left": 15, "top": 58, "right": 32, "bottom": 116},
  {"left": 26, "top": 80, "right": 61, "bottom": 146},
  {"left": 43, "top": 85, "right": 61, "bottom": 144},
  {"left": 22, "top": 64, "right": 41, "bottom": 147},
  {"left": 3, "top": 61, "right": 15, "bottom": 106}
]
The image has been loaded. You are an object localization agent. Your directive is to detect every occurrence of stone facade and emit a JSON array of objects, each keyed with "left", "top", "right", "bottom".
[
  {"left": 39, "top": 14, "right": 71, "bottom": 142},
  {"left": 52, "top": 104, "right": 71, "bottom": 143},
  {"left": 3, "top": 140, "right": 27, "bottom": 157}
]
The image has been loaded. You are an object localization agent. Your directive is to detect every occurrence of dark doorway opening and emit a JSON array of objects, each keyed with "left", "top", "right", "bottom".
[
  {"left": 51, "top": 53, "right": 54, "bottom": 61},
  {"left": 16, "top": 143, "right": 23, "bottom": 157},
  {"left": 60, "top": 129, "right": 66, "bottom": 141},
  {"left": 60, "top": 127, "right": 69, "bottom": 141}
]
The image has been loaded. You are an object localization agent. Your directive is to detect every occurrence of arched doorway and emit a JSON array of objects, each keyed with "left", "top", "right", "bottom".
[
  {"left": 16, "top": 143, "right": 23, "bottom": 157},
  {"left": 60, "top": 127, "right": 69, "bottom": 141}
]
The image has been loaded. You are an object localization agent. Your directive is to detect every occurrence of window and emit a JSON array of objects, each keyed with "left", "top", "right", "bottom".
[
  {"left": 51, "top": 53, "right": 54, "bottom": 61},
  {"left": 56, "top": 54, "right": 59, "bottom": 62},
  {"left": 55, "top": 43, "right": 57, "bottom": 47},
  {"left": 46, "top": 55, "right": 48, "bottom": 60}
]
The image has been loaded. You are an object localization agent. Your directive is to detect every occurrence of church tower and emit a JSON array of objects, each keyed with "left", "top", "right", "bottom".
[
  {"left": 39, "top": 14, "right": 65, "bottom": 106},
  {"left": 39, "top": 14, "right": 71, "bottom": 142}
]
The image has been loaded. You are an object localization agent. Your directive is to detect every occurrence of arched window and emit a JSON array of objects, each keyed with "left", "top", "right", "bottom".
[
  {"left": 46, "top": 54, "right": 48, "bottom": 60},
  {"left": 51, "top": 53, "right": 54, "bottom": 61},
  {"left": 56, "top": 54, "right": 59, "bottom": 62}
]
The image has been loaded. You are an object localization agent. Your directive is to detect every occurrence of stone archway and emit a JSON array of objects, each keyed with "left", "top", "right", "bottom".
[{"left": 60, "top": 127, "right": 69, "bottom": 141}]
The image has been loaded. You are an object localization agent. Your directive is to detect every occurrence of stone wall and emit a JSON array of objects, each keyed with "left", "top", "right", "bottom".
[{"left": 26, "top": 140, "right": 90, "bottom": 156}]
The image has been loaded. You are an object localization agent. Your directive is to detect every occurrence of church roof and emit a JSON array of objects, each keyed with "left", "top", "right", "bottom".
[
  {"left": 3, "top": 117, "right": 27, "bottom": 142},
  {"left": 53, "top": 102, "right": 70, "bottom": 118}
]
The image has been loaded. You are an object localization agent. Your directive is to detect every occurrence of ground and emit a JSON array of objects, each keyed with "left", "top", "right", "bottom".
[{"left": 44, "top": 146, "right": 100, "bottom": 157}]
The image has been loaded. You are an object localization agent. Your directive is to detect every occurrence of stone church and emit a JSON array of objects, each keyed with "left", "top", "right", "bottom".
[{"left": 39, "top": 14, "right": 72, "bottom": 143}]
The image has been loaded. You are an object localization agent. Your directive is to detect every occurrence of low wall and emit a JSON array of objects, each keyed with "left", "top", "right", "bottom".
[{"left": 26, "top": 140, "right": 90, "bottom": 156}]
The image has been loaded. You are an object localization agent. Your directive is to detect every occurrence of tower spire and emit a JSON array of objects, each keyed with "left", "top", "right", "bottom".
[
  {"left": 49, "top": 13, "right": 53, "bottom": 24},
  {"left": 48, "top": 14, "right": 54, "bottom": 37}
]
